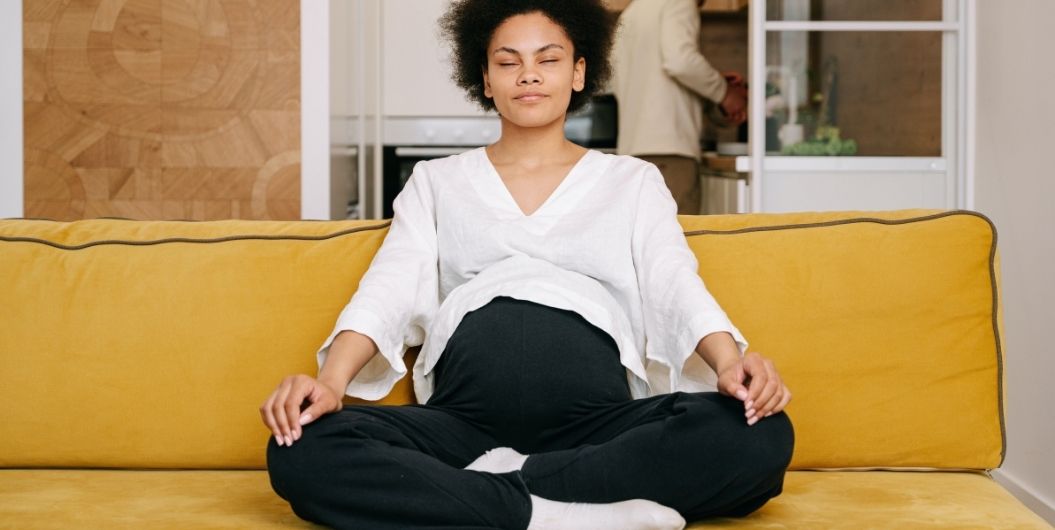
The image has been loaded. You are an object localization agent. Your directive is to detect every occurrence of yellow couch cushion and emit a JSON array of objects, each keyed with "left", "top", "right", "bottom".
[
  {"left": 0, "top": 219, "right": 409, "bottom": 469},
  {"left": 679, "top": 210, "right": 1004, "bottom": 470},
  {"left": 704, "top": 471, "right": 1049, "bottom": 529},
  {"left": 0, "top": 469, "right": 312, "bottom": 529},
  {"left": 0, "top": 470, "right": 1045, "bottom": 529},
  {"left": 0, "top": 210, "right": 1004, "bottom": 471}
]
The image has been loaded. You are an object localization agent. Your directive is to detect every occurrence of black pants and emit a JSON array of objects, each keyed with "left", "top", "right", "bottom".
[{"left": 268, "top": 297, "right": 794, "bottom": 530}]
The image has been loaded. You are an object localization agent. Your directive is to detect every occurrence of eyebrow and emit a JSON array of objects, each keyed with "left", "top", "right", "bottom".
[{"left": 493, "top": 44, "right": 565, "bottom": 56}]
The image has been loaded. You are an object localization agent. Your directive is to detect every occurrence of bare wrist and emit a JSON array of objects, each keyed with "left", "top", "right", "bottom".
[
  {"left": 696, "top": 332, "right": 741, "bottom": 373},
  {"left": 317, "top": 376, "right": 345, "bottom": 397},
  {"left": 317, "top": 330, "right": 378, "bottom": 397}
]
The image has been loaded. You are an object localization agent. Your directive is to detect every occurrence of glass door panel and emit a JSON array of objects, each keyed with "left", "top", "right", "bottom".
[
  {"left": 746, "top": 0, "right": 968, "bottom": 213},
  {"left": 764, "top": 31, "right": 943, "bottom": 157}
]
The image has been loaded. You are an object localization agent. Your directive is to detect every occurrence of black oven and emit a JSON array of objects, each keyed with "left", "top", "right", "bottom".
[
  {"left": 381, "top": 146, "right": 469, "bottom": 219},
  {"left": 565, "top": 93, "right": 618, "bottom": 148}
]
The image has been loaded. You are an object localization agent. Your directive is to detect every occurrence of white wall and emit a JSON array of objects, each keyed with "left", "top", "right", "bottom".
[
  {"left": 975, "top": 1, "right": 1055, "bottom": 524},
  {"left": 301, "top": 1, "right": 331, "bottom": 219},
  {"left": 0, "top": 2, "right": 22, "bottom": 219}
]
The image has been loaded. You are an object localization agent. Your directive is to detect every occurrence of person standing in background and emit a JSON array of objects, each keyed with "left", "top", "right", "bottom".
[{"left": 612, "top": 0, "right": 747, "bottom": 214}]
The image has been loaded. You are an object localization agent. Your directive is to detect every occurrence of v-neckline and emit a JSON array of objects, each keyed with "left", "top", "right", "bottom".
[{"left": 480, "top": 147, "right": 594, "bottom": 218}]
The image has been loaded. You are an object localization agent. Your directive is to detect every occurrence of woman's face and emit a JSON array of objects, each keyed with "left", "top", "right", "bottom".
[{"left": 483, "top": 11, "right": 586, "bottom": 129}]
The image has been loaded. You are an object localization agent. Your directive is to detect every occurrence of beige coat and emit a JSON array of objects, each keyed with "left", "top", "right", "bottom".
[{"left": 611, "top": 0, "right": 728, "bottom": 159}]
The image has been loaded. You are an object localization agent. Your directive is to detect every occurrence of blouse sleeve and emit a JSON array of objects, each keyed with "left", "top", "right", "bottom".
[
  {"left": 315, "top": 162, "right": 439, "bottom": 401},
  {"left": 631, "top": 164, "right": 747, "bottom": 392}
]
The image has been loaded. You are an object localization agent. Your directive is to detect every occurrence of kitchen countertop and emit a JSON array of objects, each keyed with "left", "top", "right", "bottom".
[{"left": 700, "top": 154, "right": 748, "bottom": 180}]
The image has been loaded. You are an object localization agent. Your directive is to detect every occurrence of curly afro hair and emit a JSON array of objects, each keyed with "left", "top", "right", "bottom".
[{"left": 439, "top": 0, "right": 616, "bottom": 115}]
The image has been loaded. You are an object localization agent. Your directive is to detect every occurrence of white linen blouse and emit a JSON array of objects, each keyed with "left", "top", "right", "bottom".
[{"left": 317, "top": 147, "right": 747, "bottom": 403}]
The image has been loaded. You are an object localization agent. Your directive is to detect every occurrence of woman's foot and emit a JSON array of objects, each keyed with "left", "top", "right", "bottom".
[
  {"left": 465, "top": 446, "right": 529, "bottom": 473},
  {"left": 527, "top": 495, "right": 685, "bottom": 530},
  {"left": 466, "top": 448, "right": 685, "bottom": 529}
]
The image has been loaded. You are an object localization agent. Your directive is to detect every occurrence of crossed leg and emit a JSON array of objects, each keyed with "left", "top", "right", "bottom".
[
  {"left": 267, "top": 404, "right": 530, "bottom": 529},
  {"left": 475, "top": 392, "right": 795, "bottom": 522},
  {"left": 267, "top": 403, "right": 705, "bottom": 530}
]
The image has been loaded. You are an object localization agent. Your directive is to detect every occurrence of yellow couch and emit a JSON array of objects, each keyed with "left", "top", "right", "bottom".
[{"left": 0, "top": 210, "right": 1049, "bottom": 529}]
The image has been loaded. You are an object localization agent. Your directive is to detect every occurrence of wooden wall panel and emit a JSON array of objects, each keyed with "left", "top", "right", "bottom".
[{"left": 23, "top": 0, "right": 301, "bottom": 220}]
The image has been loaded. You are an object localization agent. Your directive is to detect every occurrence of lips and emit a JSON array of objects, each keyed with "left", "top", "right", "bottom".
[{"left": 515, "top": 92, "right": 547, "bottom": 102}]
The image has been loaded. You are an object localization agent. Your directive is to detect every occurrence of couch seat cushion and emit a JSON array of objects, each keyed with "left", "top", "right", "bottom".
[
  {"left": 704, "top": 471, "right": 1049, "bottom": 529},
  {"left": 0, "top": 469, "right": 315, "bottom": 529},
  {"left": 0, "top": 470, "right": 1046, "bottom": 529}
]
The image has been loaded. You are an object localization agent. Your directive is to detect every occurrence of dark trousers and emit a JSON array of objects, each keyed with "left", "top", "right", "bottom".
[{"left": 268, "top": 297, "right": 794, "bottom": 530}]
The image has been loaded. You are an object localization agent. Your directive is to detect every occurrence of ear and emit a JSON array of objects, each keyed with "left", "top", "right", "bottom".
[
  {"left": 482, "top": 66, "right": 493, "bottom": 99},
  {"left": 572, "top": 57, "right": 586, "bottom": 92}
]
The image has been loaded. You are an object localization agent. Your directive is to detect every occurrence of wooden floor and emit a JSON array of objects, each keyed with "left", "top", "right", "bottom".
[{"left": 23, "top": 0, "right": 301, "bottom": 221}]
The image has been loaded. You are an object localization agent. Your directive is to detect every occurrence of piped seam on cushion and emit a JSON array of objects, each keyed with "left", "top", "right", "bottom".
[
  {"left": 792, "top": 467, "right": 991, "bottom": 474},
  {"left": 682, "top": 209, "right": 987, "bottom": 237},
  {"left": 0, "top": 221, "right": 392, "bottom": 251}
]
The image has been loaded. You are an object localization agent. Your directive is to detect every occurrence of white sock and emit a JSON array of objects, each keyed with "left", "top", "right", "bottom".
[
  {"left": 464, "top": 447, "right": 529, "bottom": 473},
  {"left": 526, "top": 495, "right": 685, "bottom": 530}
]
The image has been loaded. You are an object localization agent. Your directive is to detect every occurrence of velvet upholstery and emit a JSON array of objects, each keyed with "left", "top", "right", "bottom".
[
  {"left": 679, "top": 210, "right": 1005, "bottom": 470},
  {"left": 0, "top": 210, "right": 1043, "bottom": 528},
  {"left": 0, "top": 470, "right": 1047, "bottom": 529},
  {"left": 0, "top": 219, "right": 392, "bottom": 468}
]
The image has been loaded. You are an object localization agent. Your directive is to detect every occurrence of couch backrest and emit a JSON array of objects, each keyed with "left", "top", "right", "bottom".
[
  {"left": 0, "top": 219, "right": 398, "bottom": 469},
  {"left": 0, "top": 210, "right": 1004, "bottom": 470},
  {"left": 679, "top": 210, "right": 1004, "bottom": 470}
]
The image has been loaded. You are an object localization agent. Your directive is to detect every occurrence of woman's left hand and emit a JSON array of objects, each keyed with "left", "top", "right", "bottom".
[{"left": 716, "top": 352, "right": 791, "bottom": 426}]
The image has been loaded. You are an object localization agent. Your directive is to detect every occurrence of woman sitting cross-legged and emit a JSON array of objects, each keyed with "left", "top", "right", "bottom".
[{"left": 261, "top": 1, "right": 793, "bottom": 528}]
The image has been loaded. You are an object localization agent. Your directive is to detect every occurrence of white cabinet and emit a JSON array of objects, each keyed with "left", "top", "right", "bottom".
[
  {"left": 760, "top": 171, "right": 947, "bottom": 212},
  {"left": 330, "top": 0, "right": 357, "bottom": 118},
  {"left": 380, "top": 0, "right": 489, "bottom": 117}
]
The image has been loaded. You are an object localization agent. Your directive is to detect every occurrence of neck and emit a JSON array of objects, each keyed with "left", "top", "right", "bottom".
[{"left": 488, "top": 114, "right": 579, "bottom": 165}]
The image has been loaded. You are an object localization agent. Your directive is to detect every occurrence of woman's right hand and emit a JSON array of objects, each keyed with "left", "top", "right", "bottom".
[{"left": 260, "top": 375, "right": 343, "bottom": 447}]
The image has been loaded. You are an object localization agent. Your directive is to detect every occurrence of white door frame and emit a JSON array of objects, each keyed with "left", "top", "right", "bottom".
[
  {"left": 1, "top": 2, "right": 22, "bottom": 219},
  {"left": 746, "top": 0, "right": 975, "bottom": 213},
  {"left": 301, "top": 1, "right": 332, "bottom": 219}
]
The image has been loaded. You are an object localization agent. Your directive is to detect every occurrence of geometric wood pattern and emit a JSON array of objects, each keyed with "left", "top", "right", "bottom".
[{"left": 23, "top": 0, "right": 300, "bottom": 220}]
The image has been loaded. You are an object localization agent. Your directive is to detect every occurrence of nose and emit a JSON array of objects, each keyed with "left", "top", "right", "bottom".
[{"left": 517, "top": 66, "right": 541, "bottom": 86}]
